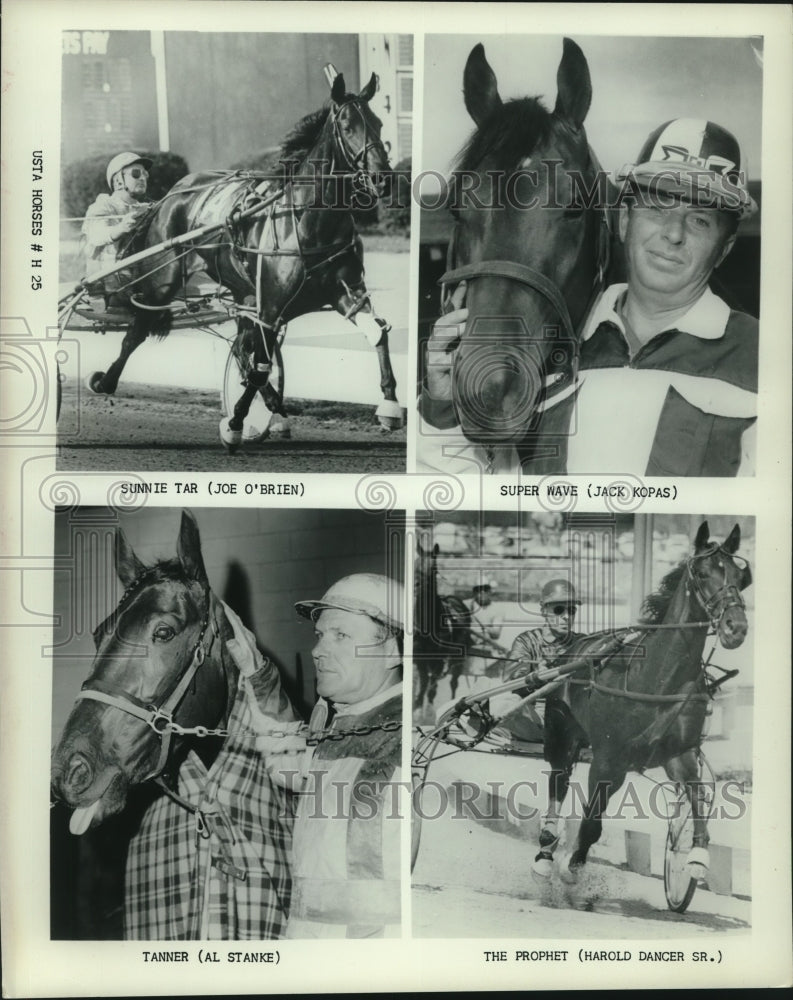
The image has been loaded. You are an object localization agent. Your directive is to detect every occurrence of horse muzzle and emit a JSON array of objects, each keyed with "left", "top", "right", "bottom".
[
  {"left": 718, "top": 608, "right": 748, "bottom": 650},
  {"left": 453, "top": 342, "right": 542, "bottom": 444}
]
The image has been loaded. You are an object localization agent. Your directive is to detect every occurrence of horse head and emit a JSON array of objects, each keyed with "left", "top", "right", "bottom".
[
  {"left": 50, "top": 511, "right": 237, "bottom": 834},
  {"left": 446, "top": 38, "right": 608, "bottom": 446},
  {"left": 326, "top": 66, "right": 390, "bottom": 200},
  {"left": 689, "top": 521, "right": 751, "bottom": 650}
]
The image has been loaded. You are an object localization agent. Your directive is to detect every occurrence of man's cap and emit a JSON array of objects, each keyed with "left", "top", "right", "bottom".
[
  {"left": 106, "top": 152, "right": 153, "bottom": 189},
  {"left": 472, "top": 583, "right": 492, "bottom": 594},
  {"left": 615, "top": 119, "right": 757, "bottom": 219},
  {"left": 540, "top": 579, "right": 582, "bottom": 607},
  {"left": 295, "top": 574, "right": 404, "bottom": 632}
]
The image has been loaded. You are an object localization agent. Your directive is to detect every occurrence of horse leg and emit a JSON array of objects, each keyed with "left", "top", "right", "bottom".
[
  {"left": 334, "top": 281, "right": 402, "bottom": 430},
  {"left": 567, "top": 758, "right": 627, "bottom": 876},
  {"left": 664, "top": 749, "right": 711, "bottom": 876},
  {"left": 85, "top": 312, "right": 151, "bottom": 396},
  {"left": 220, "top": 311, "right": 284, "bottom": 452},
  {"left": 533, "top": 698, "right": 584, "bottom": 878},
  {"left": 426, "top": 662, "right": 442, "bottom": 708}
]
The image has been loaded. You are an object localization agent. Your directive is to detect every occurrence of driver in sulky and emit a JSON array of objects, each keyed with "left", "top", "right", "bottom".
[{"left": 82, "top": 151, "right": 152, "bottom": 308}]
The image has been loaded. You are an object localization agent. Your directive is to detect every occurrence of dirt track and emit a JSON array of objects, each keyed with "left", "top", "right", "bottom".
[{"left": 57, "top": 380, "right": 406, "bottom": 473}]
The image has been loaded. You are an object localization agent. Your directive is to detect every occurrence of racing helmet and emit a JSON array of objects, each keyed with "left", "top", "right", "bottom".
[
  {"left": 540, "top": 578, "right": 582, "bottom": 609},
  {"left": 616, "top": 119, "right": 757, "bottom": 219},
  {"left": 295, "top": 574, "right": 405, "bottom": 633},
  {"left": 106, "top": 151, "right": 153, "bottom": 190}
]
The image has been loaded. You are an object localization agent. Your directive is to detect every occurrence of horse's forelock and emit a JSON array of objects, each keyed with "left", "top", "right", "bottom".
[
  {"left": 455, "top": 96, "right": 553, "bottom": 173},
  {"left": 92, "top": 559, "right": 204, "bottom": 646}
]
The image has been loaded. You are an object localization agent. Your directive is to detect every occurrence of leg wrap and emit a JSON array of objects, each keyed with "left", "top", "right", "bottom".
[{"left": 355, "top": 310, "right": 386, "bottom": 348}]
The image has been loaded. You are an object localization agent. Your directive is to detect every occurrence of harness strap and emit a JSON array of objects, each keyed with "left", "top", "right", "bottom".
[
  {"left": 439, "top": 260, "right": 576, "bottom": 341},
  {"left": 589, "top": 680, "right": 710, "bottom": 704}
]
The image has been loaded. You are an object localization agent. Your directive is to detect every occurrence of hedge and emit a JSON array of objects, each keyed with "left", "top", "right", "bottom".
[{"left": 61, "top": 151, "right": 190, "bottom": 219}]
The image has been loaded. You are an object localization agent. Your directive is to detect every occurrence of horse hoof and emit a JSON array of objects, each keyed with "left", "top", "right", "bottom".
[
  {"left": 84, "top": 371, "right": 109, "bottom": 395},
  {"left": 531, "top": 854, "right": 554, "bottom": 880},
  {"left": 561, "top": 859, "right": 583, "bottom": 884},
  {"left": 686, "top": 846, "right": 710, "bottom": 881},
  {"left": 375, "top": 400, "right": 404, "bottom": 431},
  {"left": 269, "top": 416, "right": 292, "bottom": 440},
  {"left": 219, "top": 418, "right": 242, "bottom": 453}
]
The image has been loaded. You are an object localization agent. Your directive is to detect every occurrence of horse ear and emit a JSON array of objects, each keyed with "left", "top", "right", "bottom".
[
  {"left": 331, "top": 72, "right": 346, "bottom": 104},
  {"left": 463, "top": 43, "right": 502, "bottom": 126},
  {"left": 177, "top": 509, "right": 208, "bottom": 583},
  {"left": 723, "top": 524, "right": 741, "bottom": 555},
  {"left": 359, "top": 72, "right": 377, "bottom": 102},
  {"left": 694, "top": 521, "right": 710, "bottom": 552},
  {"left": 115, "top": 528, "right": 145, "bottom": 587},
  {"left": 554, "top": 37, "right": 591, "bottom": 129}
]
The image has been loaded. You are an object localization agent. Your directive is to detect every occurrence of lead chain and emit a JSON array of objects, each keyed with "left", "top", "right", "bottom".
[{"left": 164, "top": 718, "right": 402, "bottom": 743}]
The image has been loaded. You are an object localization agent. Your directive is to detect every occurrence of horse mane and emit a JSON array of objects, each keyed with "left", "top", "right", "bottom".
[
  {"left": 279, "top": 105, "right": 331, "bottom": 163},
  {"left": 639, "top": 561, "right": 687, "bottom": 625},
  {"left": 454, "top": 96, "right": 553, "bottom": 172}
]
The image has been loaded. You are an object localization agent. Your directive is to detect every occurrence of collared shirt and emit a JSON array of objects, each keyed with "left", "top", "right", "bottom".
[
  {"left": 417, "top": 283, "right": 757, "bottom": 477},
  {"left": 82, "top": 190, "right": 149, "bottom": 277}
]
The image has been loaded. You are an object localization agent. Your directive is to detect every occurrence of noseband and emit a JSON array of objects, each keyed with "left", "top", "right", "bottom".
[
  {"left": 76, "top": 572, "right": 220, "bottom": 783},
  {"left": 686, "top": 544, "right": 749, "bottom": 631}
]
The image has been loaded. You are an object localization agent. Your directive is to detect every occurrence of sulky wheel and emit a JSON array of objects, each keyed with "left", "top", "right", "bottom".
[{"left": 221, "top": 336, "right": 285, "bottom": 445}]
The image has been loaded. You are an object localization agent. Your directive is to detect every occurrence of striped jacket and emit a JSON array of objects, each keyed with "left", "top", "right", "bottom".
[{"left": 418, "top": 284, "right": 757, "bottom": 477}]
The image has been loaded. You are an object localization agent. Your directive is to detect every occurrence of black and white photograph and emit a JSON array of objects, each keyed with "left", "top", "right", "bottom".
[
  {"left": 56, "top": 30, "right": 411, "bottom": 472},
  {"left": 0, "top": 1, "right": 791, "bottom": 996},
  {"left": 416, "top": 35, "right": 761, "bottom": 477},
  {"left": 49, "top": 505, "right": 406, "bottom": 940},
  {"left": 412, "top": 512, "right": 755, "bottom": 936}
]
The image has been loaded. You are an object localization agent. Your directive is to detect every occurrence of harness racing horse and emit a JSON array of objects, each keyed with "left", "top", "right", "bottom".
[
  {"left": 85, "top": 67, "right": 402, "bottom": 450},
  {"left": 532, "top": 522, "right": 751, "bottom": 885},
  {"left": 439, "top": 39, "right": 611, "bottom": 470},
  {"left": 50, "top": 510, "right": 297, "bottom": 939},
  {"left": 413, "top": 534, "right": 472, "bottom": 716}
]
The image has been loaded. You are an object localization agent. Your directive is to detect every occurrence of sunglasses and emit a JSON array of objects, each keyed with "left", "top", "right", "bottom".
[
  {"left": 543, "top": 604, "right": 577, "bottom": 617},
  {"left": 125, "top": 166, "right": 148, "bottom": 179}
]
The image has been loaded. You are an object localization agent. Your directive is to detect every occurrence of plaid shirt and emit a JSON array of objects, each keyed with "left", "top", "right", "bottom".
[{"left": 124, "top": 661, "right": 296, "bottom": 940}]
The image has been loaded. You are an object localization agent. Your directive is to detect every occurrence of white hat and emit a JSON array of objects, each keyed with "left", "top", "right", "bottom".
[
  {"left": 295, "top": 574, "right": 404, "bottom": 632},
  {"left": 106, "top": 151, "right": 153, "bottom": 190}
]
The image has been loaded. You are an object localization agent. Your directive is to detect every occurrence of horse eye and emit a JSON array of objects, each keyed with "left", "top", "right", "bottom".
[{"left": 153, "top": 624, "right": 175, "bottom": 642}]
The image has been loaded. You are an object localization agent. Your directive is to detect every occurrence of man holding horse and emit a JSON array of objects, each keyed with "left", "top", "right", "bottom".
[
  {"left": 228, "top": 573, "right": 404, "bottom": 939},
  {"left": 82, "top": 151, "right": 152, "bottom": 306},
  {"left": 419, "top": 118, "right": 758, "bottom": 477}
]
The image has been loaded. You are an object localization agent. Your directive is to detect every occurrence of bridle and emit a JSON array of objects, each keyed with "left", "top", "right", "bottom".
[
  {"left": 438, "top": 145, "right": 613, "bottom": 378},
  {"left": 328, "top": 98, "right": 387, "bottom": 199},
  {"left": 76, "top": 570, "right": 221, "bottom": 783},
  {"left": 685, "top": 544, "right": 750, "bottom": 632}
]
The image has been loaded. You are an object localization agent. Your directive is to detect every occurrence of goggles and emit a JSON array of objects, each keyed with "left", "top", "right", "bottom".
[
  {"left": 543, "top": 603, "right": 577, "bottom": 617},
  {"left": 124, "top": 166, "right": 148, "bottom": 180}
]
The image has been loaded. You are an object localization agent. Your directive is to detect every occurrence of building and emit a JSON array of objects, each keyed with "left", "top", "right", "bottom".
[{"left": 61, "top": 30, "right": 413, "bottom": 171}]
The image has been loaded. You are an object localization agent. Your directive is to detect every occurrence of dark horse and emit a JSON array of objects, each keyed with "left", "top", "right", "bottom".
[
  {"left": 533, "top": 522, "right": 751, "bottom": 883},
  {"left": 436, "top": 39, "right": 611, "bottom": 467},
  {"left": 51, "top": 511, "right": 296, "bottom": 939},
  {"left": 413, "top": 533, "right": 472, "bottom": 716},
  {"left": 85, "top": 67, "right": 402, "bottom": 450}
]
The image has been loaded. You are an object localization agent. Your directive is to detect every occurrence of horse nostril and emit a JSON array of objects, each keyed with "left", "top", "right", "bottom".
[{"left": 65, "top": 754, "right": 94, "bottom": 795}]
